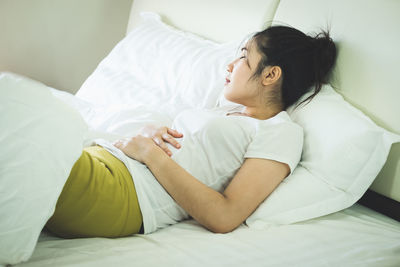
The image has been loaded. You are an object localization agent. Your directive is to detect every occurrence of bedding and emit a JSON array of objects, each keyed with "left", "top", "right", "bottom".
[
  {"left": 18, "top": 204, "right": 400, "bottom": 266},
  {"left": 0, "top": 73, "right": 87, "bottom": 265},
  {"left": 51, "top": 88, "right": 172, "bottom": 139},
  {"left": 1, "top": 0, "right": 400, "bottom": 265},
  {"left": 245, "top": 85, "right": 400, "bottom": 228},
  {"left": 76, "top": 12, "right": 241, "bottom": 119}
]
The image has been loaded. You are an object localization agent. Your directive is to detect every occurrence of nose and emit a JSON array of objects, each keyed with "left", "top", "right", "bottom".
[
  {"left": 226, "top": 60, "right": 235, "bottom": 73},
  {"left": 227, "top": 57, "right": 241, "bottom": 73}
]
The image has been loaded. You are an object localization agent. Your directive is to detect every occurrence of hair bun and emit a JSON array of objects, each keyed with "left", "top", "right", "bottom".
[{"left": 312, "top": 31, "right": 337, "bottom": 84}]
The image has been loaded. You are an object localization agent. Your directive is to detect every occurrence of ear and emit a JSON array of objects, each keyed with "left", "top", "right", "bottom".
[{"left": 261, "top": 66, "right": 282, "bottom": 86}]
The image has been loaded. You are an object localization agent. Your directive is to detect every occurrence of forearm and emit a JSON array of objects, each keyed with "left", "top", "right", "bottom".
[
  {"left": 115, "top": 134, "right": 288, "bottom": 234},
  {"left": 145, "top": 149, "right": 236, "bottom": 233}
]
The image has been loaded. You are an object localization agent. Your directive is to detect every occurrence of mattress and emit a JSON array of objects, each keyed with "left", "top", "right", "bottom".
[{"left": 17, "top": 204, "right": 400, "bottom": 266}]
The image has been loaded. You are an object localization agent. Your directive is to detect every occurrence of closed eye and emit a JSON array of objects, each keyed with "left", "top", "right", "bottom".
[
  {"left": 240, "top": 46, "right": 251, "bottom": 68},
  {"left": 239, "top": 55, "right": 251, "bottom": 68}
]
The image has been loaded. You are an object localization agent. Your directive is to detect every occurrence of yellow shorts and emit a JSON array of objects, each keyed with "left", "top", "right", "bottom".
[{"left": 45, "top": 146, "right": 143, "bottom": 238}]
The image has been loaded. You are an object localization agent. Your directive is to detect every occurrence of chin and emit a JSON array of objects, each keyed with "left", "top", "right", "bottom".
[
  {"left": 223, "top": 87, "right": 242, "bottom": 103},
  {"left": 223, "top": 93, "right": 240, "bottom": 105},
  {"left": 223, "top": 90, "right": 233, "bottom": 102}
]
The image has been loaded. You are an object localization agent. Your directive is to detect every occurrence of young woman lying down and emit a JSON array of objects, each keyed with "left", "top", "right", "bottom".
[{"left": 45, "top": 25, "right": 337, "bottom": 237}]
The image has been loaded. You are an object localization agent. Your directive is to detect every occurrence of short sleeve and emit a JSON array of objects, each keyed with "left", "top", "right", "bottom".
[{"left": 244, "top": 121, "right": 303, "bottom": 174}]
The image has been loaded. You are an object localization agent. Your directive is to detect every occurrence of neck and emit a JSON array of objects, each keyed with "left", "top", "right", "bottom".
[{"left": 242, "top": 105, "right": 282, "bottom": 120}]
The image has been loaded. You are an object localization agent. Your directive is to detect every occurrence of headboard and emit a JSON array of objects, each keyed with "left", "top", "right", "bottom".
[
  {"left": 126, "top": 0, "right": 280, "bottom": 43},
  {"left": 125, "top": 0, "right": 400, "bottom": 205}
]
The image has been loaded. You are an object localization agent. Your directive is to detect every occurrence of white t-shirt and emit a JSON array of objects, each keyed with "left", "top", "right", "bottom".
[{"left": 96, "top": 105, "right": 303, "bottom": 234}]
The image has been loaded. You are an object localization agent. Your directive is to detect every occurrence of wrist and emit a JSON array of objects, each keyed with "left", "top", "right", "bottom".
[{"left": 144, "top": 145, "right": 169, "bottom": 166}]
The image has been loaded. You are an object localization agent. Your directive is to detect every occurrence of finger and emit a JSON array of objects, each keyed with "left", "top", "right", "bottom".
[
  {"left": 153, "top": 137, "right": 172, "bottom": 156},
  {"left": 157, "top": 138, "right": 172, "bottom": 156},
  {"left": 167, "top": 128, "right": 183, "bottom": 137},
  {"left": 161, "top": 144, "right": 172, "bottom": 156},
  {"left": 162, "top": 134, "right": 181, "bottom": 148}
]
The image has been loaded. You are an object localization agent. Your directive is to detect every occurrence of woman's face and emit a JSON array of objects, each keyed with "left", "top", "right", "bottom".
[{"left": 223, "top": 40, "right": 262, "bottom": 105}]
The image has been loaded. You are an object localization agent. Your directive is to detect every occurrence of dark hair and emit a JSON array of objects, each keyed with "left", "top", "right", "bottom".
[{"left": 250, "top": 25, "right": 337, "bottom": 110}]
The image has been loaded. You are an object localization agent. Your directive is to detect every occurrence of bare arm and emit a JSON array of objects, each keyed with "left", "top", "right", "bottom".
[{"left": 114, "top": 135, "right": 289, "bottom": 233}]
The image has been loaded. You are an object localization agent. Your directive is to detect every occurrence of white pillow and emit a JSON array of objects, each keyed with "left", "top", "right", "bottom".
[
  {"left": 246, "top": 85, "right": 400, "bottom": 228},
  {"left": 0, "top": 73, "right": 87, "bottom": 265},
  {"left": 50, "top": 88, "right": 174, "bottom": 140},
  {"left": 76, "top": 12, "right": 241, "bottom": 119}
]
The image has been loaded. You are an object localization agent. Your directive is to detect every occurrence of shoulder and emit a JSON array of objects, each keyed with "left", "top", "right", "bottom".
[
  {"left": 245, "top": 111, "right": 303, "bottom": 174},
  {"left": 256, "top": 111, "right": 303, "bottom": 137}
]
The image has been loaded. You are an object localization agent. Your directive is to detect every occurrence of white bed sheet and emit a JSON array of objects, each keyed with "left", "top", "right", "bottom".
[{"left": 17, "top": 204, "right": 400, "bottom": 267}]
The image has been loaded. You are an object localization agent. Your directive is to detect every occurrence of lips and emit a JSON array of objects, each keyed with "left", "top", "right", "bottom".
[{"left": 225, "top": 78, "right": 231, "bottom": 85}]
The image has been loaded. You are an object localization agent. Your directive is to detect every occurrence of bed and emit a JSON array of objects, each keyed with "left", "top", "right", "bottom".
[
  {"left": 1, "top": 0, "right": 400, "bottom": 266},
  {"left": 18, "top": 204, "right": 400, "bottom": 266}
]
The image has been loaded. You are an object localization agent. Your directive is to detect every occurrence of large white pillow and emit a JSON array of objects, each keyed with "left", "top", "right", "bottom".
[
  {"left": 50, "top": 88, "right": 174, "bottom": 141},
  {"left": 76, "top": 12, "right": 241, "bottom": 119},
  {"left": 245, "top": 85, "right": 400, "bottom": 228},
  {"left": 0, "top": 73, "right": 87, "bottom": 265}
]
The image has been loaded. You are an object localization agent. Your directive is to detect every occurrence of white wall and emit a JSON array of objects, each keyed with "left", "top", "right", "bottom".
[{"left": 0, "top": 0, "right": 133, "bottom": 94}]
